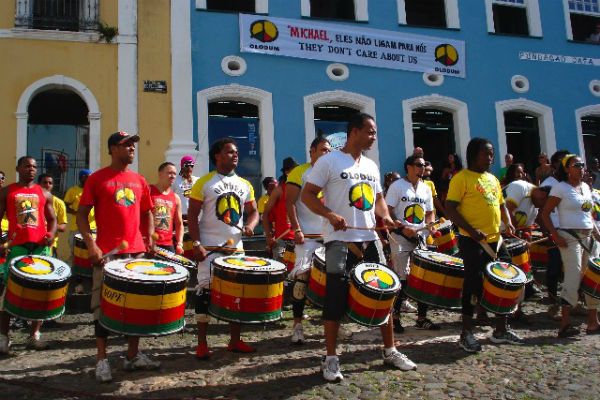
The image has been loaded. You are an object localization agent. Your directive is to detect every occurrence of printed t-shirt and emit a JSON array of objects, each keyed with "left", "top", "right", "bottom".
[
  {"left": 189, "top": 171, "right": 254, "bottom": 248},
  {"left": 79, "top": 167, "right": 153, "bottom": 254},
  {"left": 549, "top": 181, "right": 593, "bottom": 229},
  {"left": 306, "top": 150, "right": 381, "bottom": 243},
  {"left": 446, "top": 169, "right": 504, "bottom": 242},
  {"left": 149, "top": 185, "right": 177, "bottom": 246},
  {"left": 541, "top": 176, "right": 560, "bottom": 228},
  {"left": 385, "top": 178, "right": 433, "bottom": 230},
  {"left": 287, "top": 163, "right": 323, "bottom": 235},
  {"left": 174, "top": 174, "right": 198, "bottom": 215},
  {"left": 5, "top": 183, "right": 47, "bottom": 246},
  {"left": 51, "top": 195, "right": 68, "bottom": 248},
  {"left": 503, "top": 180, "right": 537, "bottom": 228},
  {"left": 64, "top": 185, "right": 96, "bottom": 231}
]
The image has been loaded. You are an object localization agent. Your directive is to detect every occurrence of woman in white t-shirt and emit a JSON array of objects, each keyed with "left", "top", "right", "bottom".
[{"left": 540, "top": 154, "right": 600, "bottom": 338}]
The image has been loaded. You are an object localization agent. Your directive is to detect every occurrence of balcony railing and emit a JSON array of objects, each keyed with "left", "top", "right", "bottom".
[{"left": 15, "top": 0, "right": 99, "bottom": 32}]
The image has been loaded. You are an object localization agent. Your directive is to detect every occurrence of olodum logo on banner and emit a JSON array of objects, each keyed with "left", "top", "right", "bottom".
[
  {"left": 434, "top": 43, "right": 460, "bottom": 74},
  {"left": 250, "top": 20, "right": 279, "bottom": 43}
]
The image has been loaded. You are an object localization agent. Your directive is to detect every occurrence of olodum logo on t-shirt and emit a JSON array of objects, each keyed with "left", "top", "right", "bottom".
[
  {"left": 404, "top": 204, "right": 425, "bottom": 225},
  {"left": 348, "top": 183, "right": 374, "bottom": 211},
  {"left": 216, "top": 193, "right": 242, "bottom": 226},
  {"left": 582, "top": 201, "right": 593, "bottom": 213},
  {"left": 514, "top": 211, "right": 528, "bottom": 227},
  {"left": 115, "top": 187, "right": 136, "bottom": 207}
]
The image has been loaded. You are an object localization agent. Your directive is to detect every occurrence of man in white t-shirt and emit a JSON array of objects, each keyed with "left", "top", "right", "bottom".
[
  {"left": 386, "top": 155, "right": 439, "bottom": 332},
  {"left": 173, "top": 155, "right": 199, "bottom": 223},
  {"left": 187, "top": 138, "right": 259, "bottom": 359},
  {"left": 302, "top": 113, "right": 416, "bottom": 382}
]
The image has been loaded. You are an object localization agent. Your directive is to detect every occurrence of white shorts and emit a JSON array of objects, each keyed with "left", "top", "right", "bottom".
[
  {"left": 289, "top": 239, "right": 322, "bottom": 279},
  {"left": 389, "top": 232, "right": 417, "bottom": 280}
]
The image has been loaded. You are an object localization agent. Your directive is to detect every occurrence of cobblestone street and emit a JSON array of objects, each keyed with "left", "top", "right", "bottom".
[{"left": 1, "top": 293, "right": 599, "bottom": 400}]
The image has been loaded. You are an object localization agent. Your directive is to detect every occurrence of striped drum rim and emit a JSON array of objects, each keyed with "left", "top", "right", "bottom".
[
  {"left": 73, "top": 234, "right": 92, "bottom": 277},
  {"left": 581, "top": 257, "right": 600, "bottom": 299},
  {"left": 505, "top": 238, "right": 532, "bottom": 279},
  {"left": 208, "top": 256, "right": 286, "bottom": 324},
  {"left": 480, "top": 261, "right": 526, "bottom": 315},
  {"left": 4, "top": 255, "right": 71, "bottom": 321},
  {"left": 99, "top": 259, "right": 189, "bottom": 336},
  {"left": 405, "top": 250, "right": 464, "bottom": 309},
  {"left": 346, "top": 262, "right": 400, "bottom": 327},
  {"left": 306, "top": 246, "right": 326, "bottom": 308}
]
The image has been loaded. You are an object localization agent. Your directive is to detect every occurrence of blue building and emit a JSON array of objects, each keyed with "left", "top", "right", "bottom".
[{"left": 168, "top": 0, "right": 600, "bottom": 193}]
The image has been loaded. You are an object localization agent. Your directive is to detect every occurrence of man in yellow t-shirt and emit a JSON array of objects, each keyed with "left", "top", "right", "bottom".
[
  {"left": 64, "top": 170, "right": 96, "bottom": 244},
  {"left": 38, "top": 174, "right": 68, "bottom": 257},
  {"left": 445, "top": 138, "right": 521, "bottom": 353},
  {"left": 257, "top": 177, "right": 277, "bottom": 216}
]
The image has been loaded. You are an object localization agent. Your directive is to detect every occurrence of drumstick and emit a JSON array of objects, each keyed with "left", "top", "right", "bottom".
[
  {"left": 101, "top": 240, "right": 129, "bottom": 260},
  {"left": 479, "top": 240, "right": 498, "bottom": 260},
  {"left": 347, "top": 243, "right": 363, "bottom": 260},
  {"left": 205, "top": 238, "right": 235, "bottom": 257},
  {"left": 346, "top": 226, "right": 389, "bottom": 231},
  {"left": 1, "top": 231, "right": 18, "bottom": 249},
  {"left": 415, "top": 217, "right": 446, "bottom": 233},
  {"left": 274, "top": 229, "right": 291, "bottom": 241},
  {"left": 528, "top": 236, "right": 551, "bottom": 245}
]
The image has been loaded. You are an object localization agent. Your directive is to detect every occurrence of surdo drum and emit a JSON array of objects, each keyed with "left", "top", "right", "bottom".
[
  {"left": 480, "top": 261, "right": 527, "bottom": 314},
  {"left": 406, "top": 249, "right": 464, "bottom": 309},
  {"left": 504, "top": 237, "right": 533, "bottom": 281},
  {"left": 4, "top": 255, "right": 71, "bottom": 321},
  {"left": 581, "top": 257, "right": 600, "bottom": 299},
  {"left": 73, "top": 233, "right": 93, "bottom": 277},
  {"left": 346, "top": 262, "right": 400, "bottom": 327},
  {"left": 306, "top": 246, "right": 326, "bottom": 308},
  {"left": 209, "top": 256, "right": 287, "bottom": 324},
  {"left": 430, "top": 220, "right": 459, "bottom": 255},
  {"left": 99, "top": 259, "right": 189, "bottom": 336}
]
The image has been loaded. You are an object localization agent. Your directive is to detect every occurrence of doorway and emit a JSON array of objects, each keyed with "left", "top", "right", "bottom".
[{"left": 504, "top": 111, "right": 541, "bottom": 178}]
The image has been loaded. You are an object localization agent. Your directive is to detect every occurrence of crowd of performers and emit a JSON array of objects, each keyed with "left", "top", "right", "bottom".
[{"left": 0, "top": 114, "right": 599, "bottom": 384}]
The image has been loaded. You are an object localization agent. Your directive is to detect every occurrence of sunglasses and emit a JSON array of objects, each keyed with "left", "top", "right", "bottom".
[
  {"left": 413, "top": 163, "right": 426, "bottom": 168},
  {"left": 571, "top": 162, "right": 585, "bottom": 169},
  {"left": 183, "top": 163, "right": 194, "bottom": 167},
  {"left": 0, "top": 176, "right": 4, "bottom": 181}
]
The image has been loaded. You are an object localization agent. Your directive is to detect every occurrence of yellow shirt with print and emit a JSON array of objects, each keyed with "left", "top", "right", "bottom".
[
  {"left": 64, "top": 185, "right": 96, "bottom": 231},
  {"left": 257, "top": 194, "right": 269, "bottom": 214},
  {"left": 446, "top": 169, "right": 504, "bottom": 242},
  {"left": 423, "top": 179, "right": 438, "bottom": 197},
  {"left": 52, "top": 195, "right": 68, "bottom": 248}
]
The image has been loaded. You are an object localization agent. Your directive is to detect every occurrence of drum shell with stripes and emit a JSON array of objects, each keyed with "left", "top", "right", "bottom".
[
  {"left": 581, "top": 257, "right": 600, "bottom": 299},
  {"left": 4, "top": 255, "right": 71, "bottom": 321},
  {"left": 480, "top": 261, "right": 526, "bottom": 314},
  {"left": 209, "top": 256, "right": 286, "bottom": 324},
  {"left": 99, "top": 259, "right": 189, "bottom": 336},
  {"left": 346, "top": 262, "right": 400, "bottom": 327},
  {"left": 529, "top": 231, "right": 551, "bottom": 270},
  {"left": 504, "top": 237, "right": 532, "bottom": 280},
  {"left": 306, "top": 246, "right": 326, "bottom": 308},
  {"left": 182, "top": 230, "right": 195, "bottom": 260},
  {"left": 73, "top": 233, "right": 93, "bottom": 277},
  {"left": 431, "top": 222, "right": 459, "bottom": 255},
  {"left": 282, "top": 242, "right": 296, "bottom": 272},
  {"left": 406, "top": 249, "right": 464, "bottom": 309}
]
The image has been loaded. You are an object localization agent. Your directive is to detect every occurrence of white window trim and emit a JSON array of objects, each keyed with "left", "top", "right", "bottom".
[
  {"left": 196, "top": 84, "right": 275, "bottom": 179},
  {"left": 396, "top": 0, "right": 460, "bottom": 29},
  {"left": 562, "top": 0, "right": 600, "bottom": 40},
  {"left": 15, "top": 75, "right": 102, "bottom": 176},
  {"left": 495, "top": 98, "right": 556, "bottom": 167},
  {"left": 196, "top": 0, "right": 268, "bottom": 13},
  {"left": 575, "top": 105, "right": 600, "bottom": 163},
  {"left": 485, "top": 0, "right": 542, "bottom": 37},
  {"left": 303, "top": 90, "right": 377, "bottom": 162},
  {"left": 301, "top": 0, "right": 369, "bottom": 21},
  {"left": 402, "top": 94, "right": 470, "bottom": 162}
]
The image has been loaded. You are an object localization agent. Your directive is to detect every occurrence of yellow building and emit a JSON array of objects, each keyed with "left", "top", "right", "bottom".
[{"left": 0, "top": 0, "right": 190, "bottom": 258}]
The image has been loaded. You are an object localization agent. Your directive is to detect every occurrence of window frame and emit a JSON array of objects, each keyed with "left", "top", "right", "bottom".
[
  {"left": 300, "top": 0, "right": 369, "bottom": 22},
  {"left": 485, "top": 0, "right": 542, "bottom": 37},
  {"left": 563, "top": 0, "right": 600, "bottom": 40},
  {"left": 397, "top": 0, "right": 460, "bottom": 29},
  {"left": 195, "top": 0, "right": 268, "bottom": 14}
]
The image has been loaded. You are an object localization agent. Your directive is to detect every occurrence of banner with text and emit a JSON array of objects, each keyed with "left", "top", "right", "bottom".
[{"left": 239, "top": 14, "right": 466, "bottom": 78}]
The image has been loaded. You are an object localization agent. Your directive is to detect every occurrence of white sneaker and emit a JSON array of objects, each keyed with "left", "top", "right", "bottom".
[
  {"left": 400, "top": 300, "right": 417, "bottom": 313},
  {"left": 123, "top": 351, "right": 161, "bottom": 371},
  {"left": 0, "top": 334, "right": 10, "bottom": 355},
  {"left": 383, "top": 349, "right": 417, "bottom": 371},
  {"left": 337, "top": 324, "right": 352, "bottom": 339},
  {"left": 291, "top": 323, "right": 305, "bottom": 344},
  {"left": 321, "top": 355, "right": 343, "bottom": 382},
  {"left": 95, "top": 359, "right": 112, "bottom": 383}
]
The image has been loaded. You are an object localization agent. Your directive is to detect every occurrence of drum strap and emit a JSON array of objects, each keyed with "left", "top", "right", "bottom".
[{"left": 558, "top": 229, "right": 592, "bottom": 254}]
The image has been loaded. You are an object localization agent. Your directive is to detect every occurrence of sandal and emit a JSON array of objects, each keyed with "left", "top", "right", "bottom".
[
  {"left": 558, "top": 324, "right": 580, "bottom": 338},
  {"left": 415, "top": 318, "right": 441, "bottom": 330}
]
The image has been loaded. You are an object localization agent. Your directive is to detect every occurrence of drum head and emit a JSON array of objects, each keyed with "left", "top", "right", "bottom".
[
  {"left": 10, "top": 255, "right": 71, "bottom": 282},
  {"left": 412, "top": 249, "right": 463, "bottom": 269},
  {"left": 314, "top": 246, "right": 325, "bottom": 263},
  {"left": 485, "top": 261, "right": 527, "bottom": 285},
  {"left": 212, "top": 255, "right": 286, "bottom": 273},
  {"left": 104, "top": 259, "right": 189, "bottom": 282},
  {"left": 590, "top": 257, "right": 600, "bottom": 270},
  {"left": 352, "top": 262, "right": 400, "bottom": 293}
]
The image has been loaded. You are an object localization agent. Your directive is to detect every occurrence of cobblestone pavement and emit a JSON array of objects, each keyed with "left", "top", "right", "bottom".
[{"left": 1, "top": 293, "right": 599, "bottom": 400}]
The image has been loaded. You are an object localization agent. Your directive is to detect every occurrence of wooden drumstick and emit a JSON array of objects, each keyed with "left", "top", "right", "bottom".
[
  {"left": 528, "top": 236, "right": 551, "bottom": 245},
  {"left": 205, "top": 238, "right": 235, "bottom": 257},
  {"left": 346, "top": 226, "right": 389, "bottom": 231},
  {"left": 415, "top": 217, "right": 446, "bottom": 233},
  {"left": 1, "top": 231, "right": 18, "bottom": 250},
  {"left": 347, "top": 243, "right": 364, "bottom": 260},
  {"left": 101, "top": 240, "right": 129, "bottom": 260},
  {"left": 274, "top": 228, "right": 291, "bottom": 241}
]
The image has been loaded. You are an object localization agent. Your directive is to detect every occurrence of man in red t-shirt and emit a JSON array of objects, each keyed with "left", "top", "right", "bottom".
[
  {"left": 0, "top": 156, "right": 56, "bottom": 354},
  {"left": 148, "top": 162, "right": 183, "bottom": 253},
  {"left": 77, "top": 131, "right": 157, "bottom": 383}
]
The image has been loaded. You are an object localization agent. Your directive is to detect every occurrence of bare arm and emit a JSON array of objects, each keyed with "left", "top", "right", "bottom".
[
  {"left": 77, "top": 205, "right": 102, "bottom": 263},
  {"left": 301, "top": 182, "right": 346, "bottom": 231},
  {"left": 142, "top": 209, "right": 154, "bottom": 251},
  {"left": 173, "top": 195, "right": 184, "bottom": 253},
  {"left": 243, "top": 200, "right": 258, "bottom": 236},
  {"left": 187, "top": 198, "right": 207, "bottom": 261},
  {"left": 500, "top": 203, "right": 515, "bottom": 236},
  {"left": 262, "top": 187, "right": 281, "bottom": 247},
  {"left": 444, "top": 199, "right": 486, "bottom": 242},
  {"left": 505, "top": 200, "right": 519, "bottom": 228},
  {"left": 286, "top": 184, "right": 304, "bottom": 244},
  {"left": 43, "top": 191, "right": 57, "bottom": 245},
  {"left": 539, "top": 196, "right": 567, "bottom": 247}
]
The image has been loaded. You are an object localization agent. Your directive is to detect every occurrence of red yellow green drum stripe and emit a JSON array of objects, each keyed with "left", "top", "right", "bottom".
[
  {"left": 306, "top": 263, "right": 326, "bottom": 307},
  {"left": 99, "top": 314, "right": 185, "bottom": 336},
  {"left": 480, "top": 280, "right": 523, "bottom": 314},
  {"left": 207, "top": 304, "right": 282, "bottom": 323},
  {"left": 405, "top": 274, "right": 462, "bottom": 309},
  {"left": 73, "top": 245, "right": 93, "bottom": 277},
  {"left": 581, "top": 261, "right": 600, "bottom": 298},
  {"left": 209, "top": 291, "right": 283, "bottom": 314},
  {"left": 3, "top": 277, "right": 68, "bottom": 320},
  {"left": 347, "top": 284, "right": 395, "bottom": 326}
]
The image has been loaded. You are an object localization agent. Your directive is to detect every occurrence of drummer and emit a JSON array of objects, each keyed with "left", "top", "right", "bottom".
[
  {"left": 187, "top": 138, "right": 259, "bottom": 359},
  {"left": 286, "top": 136, "right": 331, "bottom": 344},
  {"left": 147, "top": 162, "right": 184, "bottom": 254},
  {"left": 302, "top": 113, "right": 416, "bottom": 382},
  {"left": 444, "top": 138, "right": 524, "bottom": 353},
  {"left": 78, "top": 131, "right": 160, "bottom": 382},
  {"left": 174, "top": 155, "right": 198, "bottom": 225},
  {"left": 386, "top": 155, "right": 439, "bottom": 332},
  {"left": 0, "top": 156, "right": 56, "bottom": 354}
]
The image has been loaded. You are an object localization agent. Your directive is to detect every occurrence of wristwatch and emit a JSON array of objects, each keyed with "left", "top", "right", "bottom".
[{"left": 192, "top": 240, "right": 201, "bottom": 248}]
